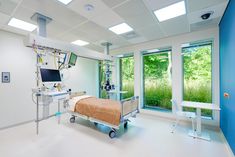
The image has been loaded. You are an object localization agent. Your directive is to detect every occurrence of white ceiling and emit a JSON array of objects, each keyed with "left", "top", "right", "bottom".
[{"left": 0, "top": 0, "right": 229, "bottom": 52}]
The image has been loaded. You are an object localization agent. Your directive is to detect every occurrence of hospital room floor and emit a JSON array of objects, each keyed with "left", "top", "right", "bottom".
[{"left": 0, "top": 113, "right": 231, "bottom": 157}]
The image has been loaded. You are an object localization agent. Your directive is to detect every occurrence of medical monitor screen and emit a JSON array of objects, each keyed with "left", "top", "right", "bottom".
[
  {"left": 68, "top": 52, "right": 77, "bottom": 66},
  {"left": 40, "top": 68, "right": 61, "bottom": 82}
]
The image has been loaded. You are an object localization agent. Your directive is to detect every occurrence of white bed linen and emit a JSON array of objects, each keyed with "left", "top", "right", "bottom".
[{"left": 69, "top": 95, "right": 92, "bottom": 111}]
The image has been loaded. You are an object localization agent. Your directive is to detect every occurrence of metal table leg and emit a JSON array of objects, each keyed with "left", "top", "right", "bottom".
[{"left": 188, "top": 107, "right": 210, "bottom": 141}]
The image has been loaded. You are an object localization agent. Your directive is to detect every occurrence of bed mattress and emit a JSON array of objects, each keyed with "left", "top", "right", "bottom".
[{"left": 72, "top": 96, "right": 121, "bottom": 126}]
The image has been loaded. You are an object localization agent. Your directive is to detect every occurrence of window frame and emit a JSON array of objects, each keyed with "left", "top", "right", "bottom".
[
  {"left": 142, "top": 48, "right": 173, "bottom": 111},
  {"left": 182, "top": 40, "right": 213, "bottom": 118}
]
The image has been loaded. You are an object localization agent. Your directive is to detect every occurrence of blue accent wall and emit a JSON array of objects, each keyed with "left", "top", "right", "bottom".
[{"left": 220, "top": 0, "right": 235, "bottom": 155}]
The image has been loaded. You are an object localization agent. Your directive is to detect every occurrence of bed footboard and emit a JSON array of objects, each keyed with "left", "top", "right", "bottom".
[{"left": 120, "top": 96, "right": 139, "bottom": 122}]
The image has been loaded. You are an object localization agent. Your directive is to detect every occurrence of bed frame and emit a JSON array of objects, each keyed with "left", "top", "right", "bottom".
[{"left": 68, "top": 92, "right": 139, "bottom": 138}]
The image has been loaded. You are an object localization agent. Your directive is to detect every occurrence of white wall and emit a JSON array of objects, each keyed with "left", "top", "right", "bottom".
[
  {"left": 0, "top": 30, "right": 99, "bottom": 128},
  {"left": 112, "top": 27, "right": 220, "bottom": 126}
]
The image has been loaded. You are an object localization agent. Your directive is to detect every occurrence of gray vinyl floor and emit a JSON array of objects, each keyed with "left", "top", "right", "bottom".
[{"left": 0, "top": 113, "right": 231, "bottom": 157}]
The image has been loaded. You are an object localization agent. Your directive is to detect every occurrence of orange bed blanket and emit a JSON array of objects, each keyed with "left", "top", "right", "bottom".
[{"left": 74, "top": 97, "right": 121, "bottom": 126}]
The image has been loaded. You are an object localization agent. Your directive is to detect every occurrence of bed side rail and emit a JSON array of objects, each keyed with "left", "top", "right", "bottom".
[{"left": 120, "top": 96, "right": 139, "bottom": 117}]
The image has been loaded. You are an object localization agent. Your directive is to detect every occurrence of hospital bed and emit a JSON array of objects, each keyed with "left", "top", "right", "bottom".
[{"left": 68, "top": 92, "right": 139, "bottom": 138}]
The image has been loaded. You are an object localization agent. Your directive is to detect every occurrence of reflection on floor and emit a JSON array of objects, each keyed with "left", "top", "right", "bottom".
[{"left": 0, "top": 113, "right": 230, "bottom": 157}]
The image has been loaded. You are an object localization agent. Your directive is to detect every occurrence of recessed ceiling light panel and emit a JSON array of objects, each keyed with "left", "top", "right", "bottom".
[
  {"left": 154, "top": 1, "right": 186, "bottom": 22},
  {"left": 71, "top": 40, "right": 89, "bottom": 46},
  {"left": 8, "top": 18, "right": 37, "bottom": 32},
  {"left": 57, "top": 0, "right": 72, "bottom": 5},
  {"left": 109, "top": 23, "right": 133, "bottom": 35}
]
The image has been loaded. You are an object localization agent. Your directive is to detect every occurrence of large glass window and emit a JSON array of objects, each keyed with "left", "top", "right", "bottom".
[
  {"left": 143, "top": 50, "right": 172, "bottom": 111},
  {"left": 182, "top": 42, "right": 212, "bottom": 117},
  {"left": 120, "top": 56, "right": 134, "bottom": 100}
]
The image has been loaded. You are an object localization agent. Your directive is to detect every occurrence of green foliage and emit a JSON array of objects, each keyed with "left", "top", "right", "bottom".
[
  {"left": 120, "top": 57, "right": 134, "bottom": 81},
  {"left": 143, "top": 52, "right": 171, "bottom": 79},
  {"left": 183, "top": 44, "right": 212, "bottom": 117},
  {"left": 121, "top": 81, "right": 134, "bottom": 99},
  {"left": 144, "top": 79, "right": 172, "bottom": 110},
  {"left": 143, "top": 52, "right": 172, "bottom": 110},
  {"left": 120, "top": 56, "right": 134, "bottom": 99},
  {"left": 183, "top": 45, "right": 211, "bottom": 82}
]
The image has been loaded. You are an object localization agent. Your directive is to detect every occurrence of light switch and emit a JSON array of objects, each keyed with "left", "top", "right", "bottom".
[{"left": 224, "top": 92, "right": 230, "bottom": 98}]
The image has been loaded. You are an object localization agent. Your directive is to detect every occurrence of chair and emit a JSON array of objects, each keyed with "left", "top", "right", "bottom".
[{"left": 171, "top": 100, "right": 196, "bottom": 134}]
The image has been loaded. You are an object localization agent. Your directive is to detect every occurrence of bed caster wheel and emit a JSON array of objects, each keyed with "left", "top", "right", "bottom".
[
  {"left": 109, "top": 130, "right": 116, "bottom": 139},
  {"left": 124, "top": 122, "right": 128, "bottom": 129},
  {"left": 70, "top": 116, "right": 75, "bottom": 123}
]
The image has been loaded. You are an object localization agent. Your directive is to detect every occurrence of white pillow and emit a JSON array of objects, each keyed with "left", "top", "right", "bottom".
[{"left": 68, "top": 95, "right": 91, "bottom": 111}]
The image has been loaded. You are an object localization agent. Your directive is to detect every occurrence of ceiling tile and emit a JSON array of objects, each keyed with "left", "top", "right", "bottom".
[
  {"left": 75, "top": 21, "right": 116, "bottom": 41},
  {"left": 46, "top": 21, "right": 70, "bottom": 38},
  {"left": 68, "top": 0, "right": 110, "bottom": 19},
  {"left": 188, "top": 2, "right": 228, "bottom": 24},
  {"left": 85, "top": 44, "right": 104, "bottom": 52},
  {"left": 190, "top": 17, "right": 221, "bottom": 32},
  {"left": 69, "top": 28, "right": 98, "bottom": 43},
  {"left": 90, "top": 10, "right": 123, "bottom": 28},
  {"left": 13, "top": 6, "right": 37, "bottom": 25},
  {"left": 56, "top": 33, "right": 78, "bottom": 43},
  {"left": 13, "top": 6, "right": 76, "bottom": 39},
  {"left": 0, "top": 12, "right": 10, "bottom": 25},
  {"left": 143, "top": 0, "right": 181, "bottom": 11},
  {"left": 1, "top": 25, "right": 29, "bottom": 36},
  {"left": 107, "top": 36, "right": 130, "bottom": 48},
  {"left": 102, "top": 0, "right": 128, "bottom": 8},
  {"left": 114, "top": 0, "right": 157, "bottom": 30},
  {"left": 127, "top": 36, "right": 148, "bottom": 44},
  {"left": 187, "top": 0, "right": 228, "bottom": 13},
  {"left": 20, "top": 0, "right": 87, "bottom": 27},
  {"left": 0, "top": 0, "right": 18, "bottom": 15},
  {"left": 10, "top": 0, "right": 21, "bottom": 3},
  {"left": 69, "top": 0, "right": 123, "bottom": 28},
  {"left": 137, "top": 24, "right": 165, "bottom": 41},
  {"left": 159, "top": 15, "right": 190, "bottom": 36}
]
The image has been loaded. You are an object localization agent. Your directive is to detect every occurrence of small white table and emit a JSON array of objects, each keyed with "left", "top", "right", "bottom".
[
  {"left": 181, "top": 101, "right": 220, "bottom": 141},
  {"left": 107, "top": 90, "right": 128, "bottom": 100},
  {"left": 108, "top": 90, "right": 128, "bottom": 94}
]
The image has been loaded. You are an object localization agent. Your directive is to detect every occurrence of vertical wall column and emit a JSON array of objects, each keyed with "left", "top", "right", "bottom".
[
  {"left": 212, "top": 32, "right": 220, "bottom": 123},
  {"left": 134, "top": 51, "right": 142, "bottom": 108},
  {"left": 171, "top": 44, "right": 183, "bottom": 113}
]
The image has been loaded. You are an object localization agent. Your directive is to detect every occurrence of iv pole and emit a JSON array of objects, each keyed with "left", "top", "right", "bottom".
[{"left": 31, "top": 13, "right": 52, "bottom": 135}]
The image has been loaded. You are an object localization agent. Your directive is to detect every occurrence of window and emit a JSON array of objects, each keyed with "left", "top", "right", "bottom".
[
  {"left": 143, "top": 49, "right": 172, "bottom": 111},
  {"left": 119, "top": 55, "right": 134, "bottom": 100},
  {"left": 182, "top": 42, "right": 212, "bottom": 117},
  {"left": 98, "top": 61, "right": 107, "bottom": 98}
]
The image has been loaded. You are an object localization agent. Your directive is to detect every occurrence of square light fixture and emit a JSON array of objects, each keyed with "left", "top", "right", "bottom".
[
  {"left": 57, "top": 0, "right": 73, "bottom": 5},
  {"left": 154, "top": 1, "right": 186, "bottom": 22},
  {"left": 71, "top": 40, "right": 89, "bottom": 46},
  {"left": 109, "top": 23, "right": 133, "bottom": 35},
  {"left": 8, "top": 18, "right": 37, "bottom": 32}
]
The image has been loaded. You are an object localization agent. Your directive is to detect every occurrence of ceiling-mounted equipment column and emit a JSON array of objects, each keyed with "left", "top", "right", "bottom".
[
  {"left": 101, "top": 42, "right": 112, "bottom": 55},
  {"left": 31, "top": 13, "right": 52, "bottom": 37},
  {"left": 101, "top": 42, "right": 115, "bottom": 98}
]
